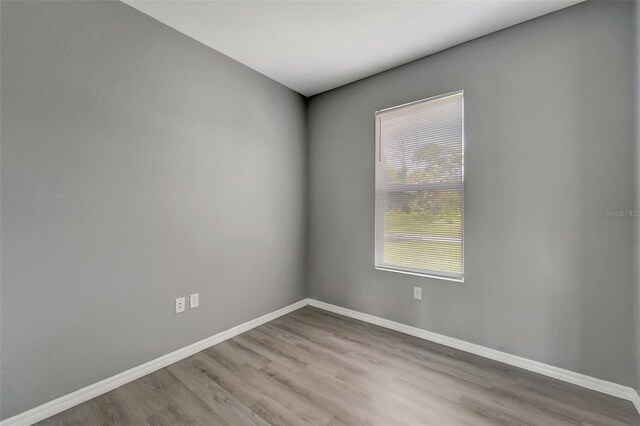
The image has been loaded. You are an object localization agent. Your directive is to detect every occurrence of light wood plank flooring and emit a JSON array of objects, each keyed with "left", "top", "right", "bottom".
[{"left": 39, "top": 306, "right": 640, "bottom": 425}]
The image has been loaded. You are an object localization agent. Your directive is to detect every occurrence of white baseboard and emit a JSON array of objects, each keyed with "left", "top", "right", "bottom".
[
  {"left": 0, "top": 299, "right": 310, "bottom": 426},
  {"left": 307, "top": 299, "right": 640, "bottom": 415},
  {"left": 4, "top": 297, "right": 639, "bottom": 425}
]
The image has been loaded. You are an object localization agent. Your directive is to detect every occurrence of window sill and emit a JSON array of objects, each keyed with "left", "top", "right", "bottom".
[{"left": 375, "top": 266, "right": 464, "bottom": 283}]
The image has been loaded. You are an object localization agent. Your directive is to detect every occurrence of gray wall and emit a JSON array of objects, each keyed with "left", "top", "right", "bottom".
[
  {"left": 307, "top": 0, "right": 636, "bottom": 386},
  {"left": 635, "top": 0, "right": 640, "bottom": 395},
  {"left": 0, "top": 1, "right": 306, "bottom": 419}
]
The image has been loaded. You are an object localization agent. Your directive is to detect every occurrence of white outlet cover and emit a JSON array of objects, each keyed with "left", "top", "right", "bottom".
[
  {"left": 413, "top": 287, "right": 422, "bottom": 300},
  {"left": 175, "top": 297, "right": 186, "bottom": 313},
  {"left": 190, "top": 293, "right": 199, "bottom": 309}
]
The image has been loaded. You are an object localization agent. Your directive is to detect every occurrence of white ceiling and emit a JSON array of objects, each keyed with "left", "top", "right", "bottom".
[{"left": 123, "top": 0, "right": 584, "bottom": 97}]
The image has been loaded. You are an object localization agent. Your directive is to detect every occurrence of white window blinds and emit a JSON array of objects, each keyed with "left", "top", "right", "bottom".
[{"left": 375, "top": 91, "right": 464, "bottom": 281}]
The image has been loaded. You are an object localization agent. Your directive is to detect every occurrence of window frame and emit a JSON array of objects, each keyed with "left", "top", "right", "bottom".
[{"left": 374, "top": 90, "right": 465, "bottom": 282}]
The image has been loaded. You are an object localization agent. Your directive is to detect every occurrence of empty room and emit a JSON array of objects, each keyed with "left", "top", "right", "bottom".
[{"left": 2, "top": 0, "right": 640, "bottom": 424}]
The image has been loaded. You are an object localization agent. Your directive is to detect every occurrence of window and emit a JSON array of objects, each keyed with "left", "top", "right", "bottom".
[{"left": 375, "top": 91, "right": 464, "bottom": 281}]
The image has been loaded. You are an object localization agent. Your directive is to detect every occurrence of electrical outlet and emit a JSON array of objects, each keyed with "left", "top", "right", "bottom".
[
  {"left": 413, "top": 287, "right": 422, "bottom": 300},
  {"left": 190, "top": 293, "right": 199, "bottom": 309},
  {"left": 175, "top": 297, "right": 186, "bottom": 313}
]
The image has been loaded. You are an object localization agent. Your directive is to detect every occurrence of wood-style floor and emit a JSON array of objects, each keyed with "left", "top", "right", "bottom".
[{"left": 39, "top": 306, "right": 640, "bottom": 425}]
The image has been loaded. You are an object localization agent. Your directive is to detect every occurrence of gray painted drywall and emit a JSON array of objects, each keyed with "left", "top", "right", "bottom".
[
  {"left": 635, "top": 0, "right": 640, "bottom": 395},
  {"left": 0, "top": 0, "right": 306, "bottom": 419},
  {"left": 307, "top": 0, "right": 636, "bottom": 386}
]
